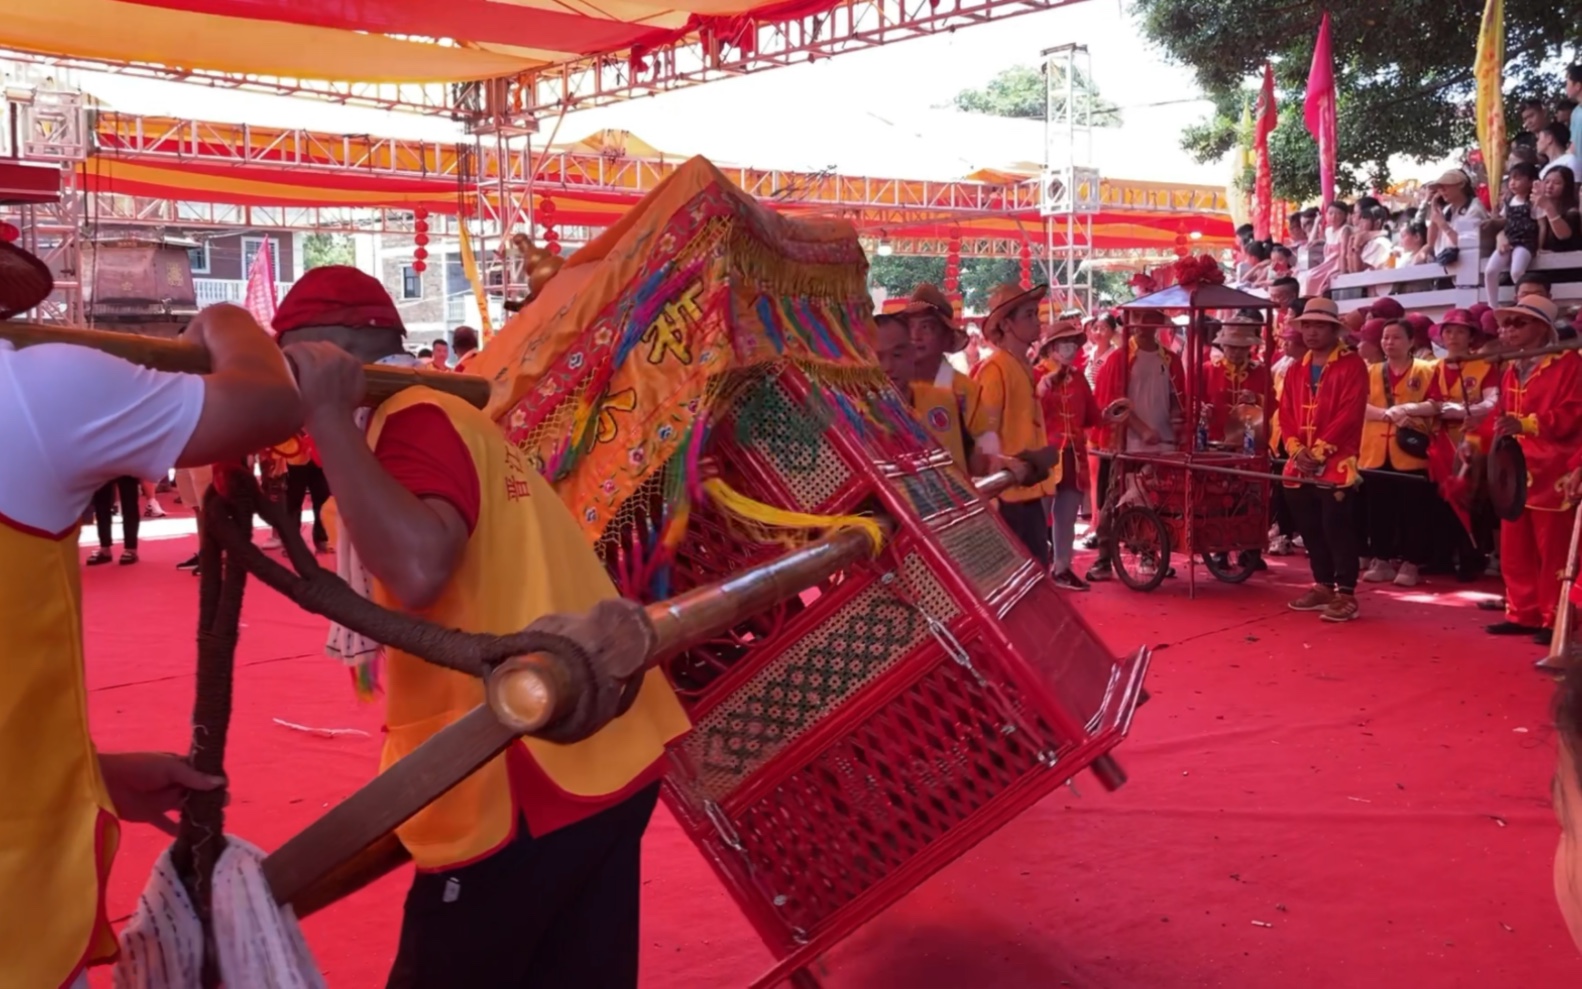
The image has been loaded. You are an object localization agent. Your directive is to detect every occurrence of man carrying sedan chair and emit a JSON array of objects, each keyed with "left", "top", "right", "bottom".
[{"left": 268, "top": 266, "right": 691, "bottom": 989}]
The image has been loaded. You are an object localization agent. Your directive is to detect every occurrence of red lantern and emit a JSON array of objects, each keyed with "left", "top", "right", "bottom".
[
  {"left": 414, "top": 246, "right": 428, "bottom": 262},
  {"left": 414, "top": 219, "right": 429, "bottom": 235},
  {"left": 414, "top": 232, "right": 430, "bottom": 247},
  {"left": 548, "top": 242, "right": 562, "bottom": 255},
  {"left": 538, "top": 197, "right": 557, "bottom": 219},
  {"left": 0, "top": 222, "right": 17, "bottom": 243},
  {"left": 414, "top": 206, "right": 429, "bottom": 221},
  {"left": 412, "top": 259, "right": 427, "bottom": 273}
]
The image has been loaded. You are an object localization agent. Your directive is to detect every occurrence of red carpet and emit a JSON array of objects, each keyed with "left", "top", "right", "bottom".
[{"left": 81, "top": 529, "right": 1582, "bottom": 988}]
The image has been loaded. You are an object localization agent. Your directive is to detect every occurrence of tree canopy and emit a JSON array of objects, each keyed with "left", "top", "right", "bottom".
[
  {"left": 953, "top": 64, "right": 1122, "bottom": 126},
  {"left": 1133, "top": 0, "right": 1577, "bottom": 202},
  {"left": 302, "top": 232, "right": 356, "bottom": 270}
]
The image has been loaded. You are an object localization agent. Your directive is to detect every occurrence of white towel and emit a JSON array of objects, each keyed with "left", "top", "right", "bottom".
[
  {"left": 322, "top": 352, "right": 423, "bottom": 685},
  {"left": 113, "top": 837, "right": 325, "bottom": 989}
]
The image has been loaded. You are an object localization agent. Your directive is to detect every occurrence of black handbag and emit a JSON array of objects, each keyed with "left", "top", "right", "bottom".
[{"left": 1380, "top": 364, "right": 1432, "bottom": 460}]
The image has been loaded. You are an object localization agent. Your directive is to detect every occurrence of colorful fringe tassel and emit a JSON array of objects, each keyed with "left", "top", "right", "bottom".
[{"left": 701, "top": 477, "right": 885, "bottom": 554}]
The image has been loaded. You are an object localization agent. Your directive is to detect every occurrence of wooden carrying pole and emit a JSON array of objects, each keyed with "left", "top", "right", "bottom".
[
  {"left": 268, "top": 466, "right": 1024, "bottom": 916},
  {"left": 0, "top": 321, "right": 492, "bottom": 410}
]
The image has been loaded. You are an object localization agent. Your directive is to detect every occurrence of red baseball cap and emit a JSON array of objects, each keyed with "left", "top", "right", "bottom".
[
  {"left": 1367, "top": 297, "right": 1406, "bottom": 320},
  {"left": 273, "top": 265, "right": 404, "bottom": 337}
]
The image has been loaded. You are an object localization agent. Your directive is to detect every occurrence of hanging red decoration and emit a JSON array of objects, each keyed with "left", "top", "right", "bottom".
[
  {"left": 414, "top": 246, "right": 429, "bottom": 262},
  {"left": 414, "top": 207, "right": 429, "bottom": 221},
  {"left": 415, "top": 219, "right": 429, "bottom": 235},
  {"left": 1019, "top": 241, "right": 1033, "bottom": 290},
  {"left": 0, "top": 222, "right": 17, "bottom": 243},
  {"left": 412, "top": 259, "right": 427, "bottom": 273},
  {"left": 414, "top": 232, "right": 430, "bottom": 247},
  {"left": 944, "top": 234, "right": 962, "bottom": 295},
  {"left": 538, "top": 196, "right": 561, "bottom": 261}
]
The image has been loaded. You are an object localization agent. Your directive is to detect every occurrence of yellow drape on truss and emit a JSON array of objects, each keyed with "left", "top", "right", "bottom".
[
  {"left": 457, "top": 223, "right": 495, "bottom": 342},
  {"left": 1475, "top": 0, "right": 1506, "bottom": 200}
]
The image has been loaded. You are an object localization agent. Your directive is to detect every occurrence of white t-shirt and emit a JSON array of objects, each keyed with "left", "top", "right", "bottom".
[
  {"left": 0, "top": 341, "right": 205, "bottom": 535},
  {"left": 1542, "top": 153, "right": 1581, "bottom": 180}
]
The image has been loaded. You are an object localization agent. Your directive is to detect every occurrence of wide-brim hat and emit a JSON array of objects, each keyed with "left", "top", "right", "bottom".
[
  {"left": 1212, "top": 325, "right": 1260, "bottom": 348},
  {"left": 984, "top": 283, "right": 1048, "bottom": 337},
  {"left": 1292, "top": 296, "right": 1344, "bottom": 326},
  {"left": 1432, "top": 307, "right": 1490, "bottom": 345},
  {"left": 1036, "top": 320, "right": 1086, "bottom": 354},
  {"left": 902, "top": 282, "right": 967, "bottom": 351},
  {"left": 1493, "top": 295, "right": 1559, "bottom": 329},
  {"left": 0, "top": 240, "right": 54, "bottom": 321}
]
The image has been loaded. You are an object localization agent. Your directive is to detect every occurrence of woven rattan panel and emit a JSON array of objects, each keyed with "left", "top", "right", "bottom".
[
  {"left": 730, "top": 376, "right": 850, "bottom": 511},
  {"left": 676, "top": 553, "right": 957, "bottom": 804},
  {"left": 728, "top": 642, "right": 1062, "bottom": 935},
  {"left": 934, "top": 512, "right": 1025, "bottom": 598},
  {"left": 894, "top": 467, "right": 961, "bottom": 520}
]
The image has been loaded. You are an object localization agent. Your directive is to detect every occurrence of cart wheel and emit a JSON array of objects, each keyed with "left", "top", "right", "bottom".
[
  {"left": 1203, "top": 550, "right": 1258, "bottom": 584},
  {"left": 1109, "top": 505, "right": 1171, "bottom": 592}
]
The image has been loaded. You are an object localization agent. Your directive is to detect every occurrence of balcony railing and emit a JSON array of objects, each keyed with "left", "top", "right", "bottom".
[{"left": 194, "top": 278, "right": 294, "bottom": 308}]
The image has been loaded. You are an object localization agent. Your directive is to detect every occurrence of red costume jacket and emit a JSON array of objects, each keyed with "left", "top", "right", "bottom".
[
  {"left": 1091, "top": 341, "right": 1187, "bottom": 450},
  {"left": 1486, "top": 351, "right": 1582, "bottom": 512},
  {"left": 1035, "top": 360, "right": 1101, "bottom": 491},
  {"left": 1202, "top": 358, "right": 1273, "bottom": 440},
  {"left": 1278, "top": 344, "right": 1369, "bottom": 487}
]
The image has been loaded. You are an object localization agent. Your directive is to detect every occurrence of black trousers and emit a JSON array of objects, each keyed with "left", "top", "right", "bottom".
[
  {"left": 285, "top": 462, "right": 331, "bottom": 545},
  {"left": 1287, "top": 483, "right": 1360, "bottom": 594},
  {"left": 1359, "top": 464, "right": 1431, "bottom": 565},
  {"left": 1270, "top": 458, "right": 1297, "bottom": 537},
  {"left": 386, "top": 783, "right": 660, "bottom": 989},
  {"left": 1000, "top": 497, "right": 1051, "bottom": 567},
  {"left": 92, "top": 476, "right": 140, "bottom": 550}
]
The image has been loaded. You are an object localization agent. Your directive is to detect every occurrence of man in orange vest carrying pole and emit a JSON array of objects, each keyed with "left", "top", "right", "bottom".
[
  {"left": 0, "top": 237, "right": 302, "bottom": 987},
  {"left": 273, "top": 267, "right": 691, "bottom": 988}
]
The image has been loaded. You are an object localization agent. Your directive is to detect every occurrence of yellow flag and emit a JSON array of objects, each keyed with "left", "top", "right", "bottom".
[
  {"left": 457, "top": 221, "right": 495, "bottom": 341},
  {"left": 1474, "top": 0, "right": 1505, "bottom": 200}
]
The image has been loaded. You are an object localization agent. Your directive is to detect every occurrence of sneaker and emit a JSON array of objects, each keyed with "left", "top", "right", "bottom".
[
  {"left": 1476, "top": 598, "right": 1506, "bottom": 612},
  {"left": 118, "top": 550, "right": 138, "bottom": 565},
  {"left": 85, "top": 548, "right": 113, "bottom": 566},
  {"left": 1487, "top": 620, "right": 1545, "bottom": 636},
  {"left": 1085, "top": 559, "right": 1114, "bottom": 582},
  {"left": 142, "top": 502, "right": 166, "bottom": 519},
  {"left": 1485, "top": 556, "right": 1502, "bottom": 577},
  {"left": 1081, "top": 533, "right": 1101, "bottom": 551},
  {"left": 176, "top": 553, "right": 200, "bottom": 571},
  {"left": 1268, "top": 535, "right": 1293, "bottom": 556},
  {"left": 1292, "top": 536, "right": 1305, "bottom": 550},
  {"left": 1362, "top": 560, "right": 1397, "bottom": 583},
  {"left": 1051, "top": 569, "right": 1090, "bottom": 592},
  {"left": 1392, "top": 562, "right": 1420, "bottom": 587},
  {"left": 1289, "top": 585, "right": 1336, "bottom": 612},
  {"left": 1320, "top": 593, "right": 1360, "bottom": 623}
]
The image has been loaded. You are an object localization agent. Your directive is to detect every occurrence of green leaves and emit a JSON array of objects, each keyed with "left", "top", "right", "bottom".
[{"left": 1134, "top": 0, "right": 1579, "bottom": 203}]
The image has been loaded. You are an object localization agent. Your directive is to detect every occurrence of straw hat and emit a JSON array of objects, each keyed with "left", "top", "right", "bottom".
[
  {"left": 1212, "top": 324, "right": 1260, "bottom": 349},
  {"left": 901, "top": 283, "right": 966, "bottom": 351},
  {"left": 984, "top": 283, "right": 1048, "bottom": 337},
  {"left": 0, "top": 239, "right": 54, "bottom": 321},
  {"left": 1291, "top": 296, "right": 1343, "bottom": 326},
  {"left": 1494, "top": 295, "right": 1559, "bottom": 328}
]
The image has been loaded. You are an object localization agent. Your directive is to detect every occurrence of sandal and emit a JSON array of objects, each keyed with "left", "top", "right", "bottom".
[{"left": 85, "top": 549, "right": 113, "bottom": 566}]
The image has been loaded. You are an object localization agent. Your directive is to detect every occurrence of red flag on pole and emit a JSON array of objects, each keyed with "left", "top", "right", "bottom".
[
  {"left": 1254, "top": 62, "right": 1278, "bottom": 240},
  {"left": 243, "top": 239, "right": 278, "bottom": 332},
  {"left": 1303, "top": 12, "right": 1338, "bottom": 207}
]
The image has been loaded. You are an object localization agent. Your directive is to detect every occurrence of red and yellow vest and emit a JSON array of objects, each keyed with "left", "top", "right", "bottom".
[
  {"left": 1360, "top": 358, "right": 1437, "bottom": 471},
  {"left": 0, "top": 518, "right": 120, "bottom": 986},
  {"left": 367, "top": 388, "right": 690, "bottom": 868},
  {"left": 908, "top": 380, "right": 971, "bottom": 473}
]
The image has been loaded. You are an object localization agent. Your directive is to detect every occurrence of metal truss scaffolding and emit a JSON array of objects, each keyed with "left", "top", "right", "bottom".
[
  {"left": 1, "top": 0, "right": 1086, "bottom": 117},
  {"left": 12, "top": 86, "right": 86, "bottom": 322}
]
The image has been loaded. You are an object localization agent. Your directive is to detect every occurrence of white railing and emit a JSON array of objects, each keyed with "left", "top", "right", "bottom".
[
  {"left": 1328, "top": 227, "right": 1582, "bottom": 316},
  {"left": 194, "top": 278, "right": 293, "bottom": 307}
]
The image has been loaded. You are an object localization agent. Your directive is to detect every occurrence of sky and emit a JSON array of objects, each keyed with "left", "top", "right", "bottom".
[{"left": 61, "top": 0, "right": 1229, "bottom": 185}]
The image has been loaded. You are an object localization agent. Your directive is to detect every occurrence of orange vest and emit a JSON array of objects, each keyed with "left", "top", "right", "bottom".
[
  {"left": 908, "top": 381, "right": 970, "bottom": 473},
  {"left": 367, "top": 388, "right": 690, "bottom": 868},
  {"left": 0, "top": 518, "right": 120, "bottom": 986},
  {"left": 1360, "top": 359, "right": 1437, "bottom": 471}
]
